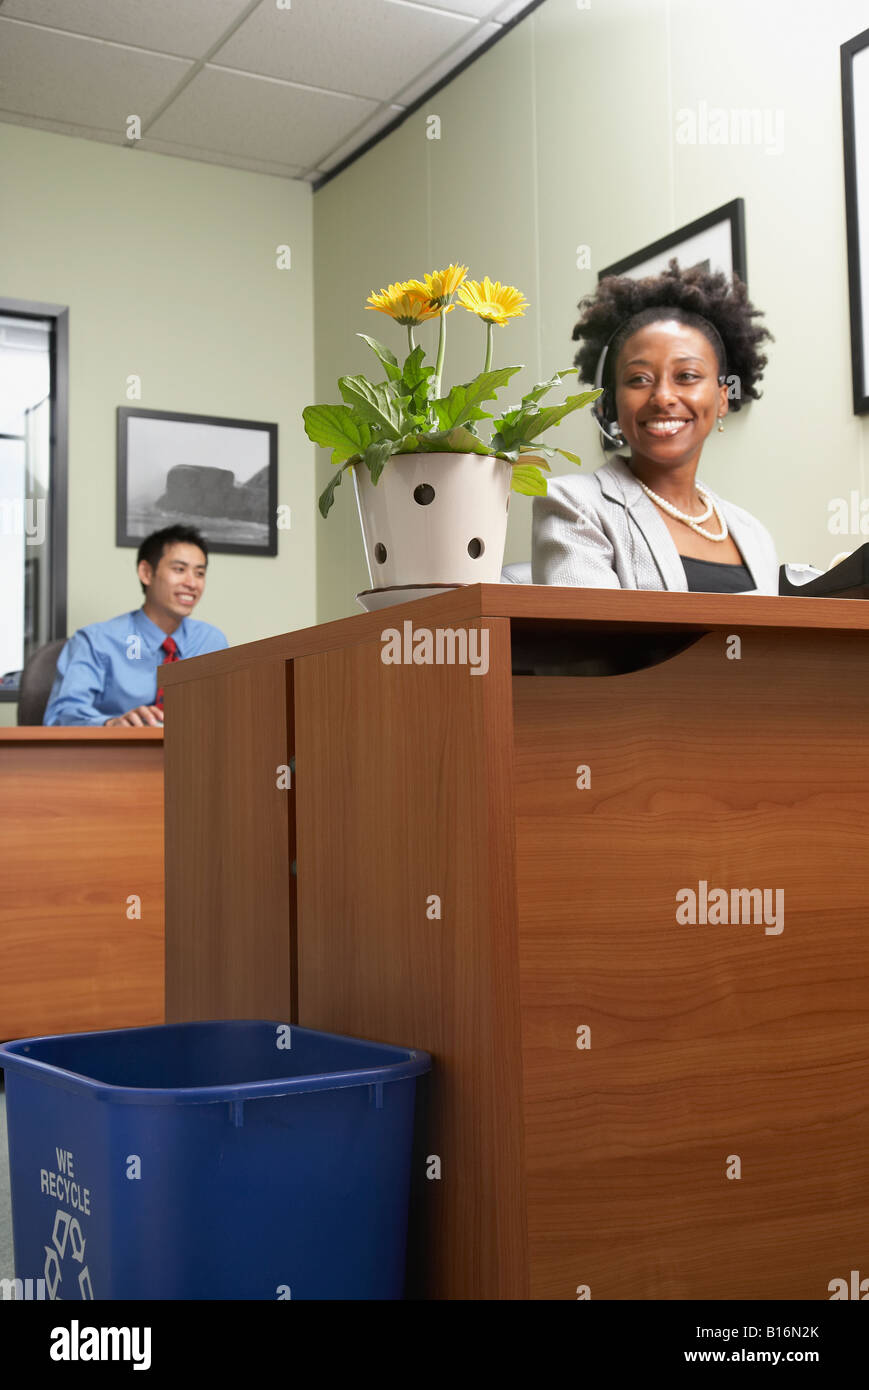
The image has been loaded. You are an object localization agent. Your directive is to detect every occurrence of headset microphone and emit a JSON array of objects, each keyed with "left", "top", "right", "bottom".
[{"left": 590, "top": 341, "right": 625, "bottom": 445}]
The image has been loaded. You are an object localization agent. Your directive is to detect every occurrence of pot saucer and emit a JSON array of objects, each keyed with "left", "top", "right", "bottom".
[{"left": 355, "top": 583, "right": 463, "bottom": 613}]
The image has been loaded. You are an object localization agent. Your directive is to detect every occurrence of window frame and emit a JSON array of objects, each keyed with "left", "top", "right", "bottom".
[{"left": 0, "top": 297, "right": 69, "bottom": 701}]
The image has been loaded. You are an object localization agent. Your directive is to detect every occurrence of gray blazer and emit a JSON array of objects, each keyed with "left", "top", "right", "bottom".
[{"left": 531, "top": 454, "right": 779, "bottom": 594}]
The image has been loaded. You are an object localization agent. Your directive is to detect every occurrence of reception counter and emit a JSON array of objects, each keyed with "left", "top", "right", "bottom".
[
  {"left": 0, "top": 727, "right": 164, "bottom": 1040},
  {"left": 160, "top": 585, "right": 869, "bottom": 1299}
]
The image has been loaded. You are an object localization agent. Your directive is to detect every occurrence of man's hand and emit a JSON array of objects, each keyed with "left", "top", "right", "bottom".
[{"left": 105, "top": 705, "right": 164, "bottom": 728}]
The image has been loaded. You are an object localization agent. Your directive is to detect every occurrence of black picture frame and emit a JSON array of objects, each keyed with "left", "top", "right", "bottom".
[
  {"left": 116, "top": 407, "right": 278, "bottom": 557},
  {"left": 598, "top": 198, "right": 747, "bottom": 288},
  {"left": 842, "top": 26, "right": 869, "bottom": 415}
]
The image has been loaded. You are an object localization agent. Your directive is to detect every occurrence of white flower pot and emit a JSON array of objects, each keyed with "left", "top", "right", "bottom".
[{"left": 353, "top": 452, "right": 512, "bottom": 588}]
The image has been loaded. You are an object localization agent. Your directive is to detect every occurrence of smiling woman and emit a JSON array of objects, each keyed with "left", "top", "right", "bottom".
[{"left": 532, "top": 260, "right": 779, "bottom": 593}]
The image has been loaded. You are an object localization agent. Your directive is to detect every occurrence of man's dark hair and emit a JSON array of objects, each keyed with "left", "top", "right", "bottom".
[
  {"left": 136, "top": 525, "right": 209, "bottom": 595},
  {"left": 572, "top": 257, "right": 774, "bottom": 451}
]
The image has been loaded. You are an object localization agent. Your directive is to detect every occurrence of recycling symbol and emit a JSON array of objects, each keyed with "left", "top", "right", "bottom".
[{"left": 44, "top": 1209, "right": 94, "bottom": 1300}]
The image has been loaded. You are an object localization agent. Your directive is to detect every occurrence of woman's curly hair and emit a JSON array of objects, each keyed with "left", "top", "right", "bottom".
[{"left": 573, "top": 258, "right": 774, "bottom": 449}]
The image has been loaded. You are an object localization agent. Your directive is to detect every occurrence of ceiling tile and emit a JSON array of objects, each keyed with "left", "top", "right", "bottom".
[
  {"left": 0, "top": 0, "right": 256, "bottom": 58},
  {"left": 315, "top": 104, "right": 407, "bottom": 173},
  {"left": 395, "top": 0, "right": 504, "bottom": 16},
  {"left": 147, "top": 65, "right": 379, "bottom": 169},
  {"left": 0, "top": 108, "right": 131, "bottom": 147},
  {"left": 211, "top": 0, "right": 477, "bottom": 101},
  {"left": 0, "top": 18, "right": 191, "bottom": 128},
  {"left": 134, "top": 135, "right": 305, "bottom": 180},
  {"left": 395, "top": 19, "right": 500, "bottom": 106},
  {"left": 490, "top": 0, "right": 539, "bottom": 20},
  {"left": 385, "top": 0, "right": 535, "bottom": 17}
]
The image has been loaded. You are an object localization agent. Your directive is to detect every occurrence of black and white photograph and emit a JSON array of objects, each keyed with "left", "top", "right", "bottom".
[
  {"left": 116, "top": 407, "right": 278, "bottom": 556},
  {"left": 598, "top": 198, "right": 747, "bottom": 288},
  {"left": 842, "top": 25, "right": 869, "bottom": 414}
]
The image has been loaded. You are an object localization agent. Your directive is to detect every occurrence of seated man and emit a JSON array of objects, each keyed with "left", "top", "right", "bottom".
[{"left": 43, "top": 525, "right": 228, "bottom": 726}]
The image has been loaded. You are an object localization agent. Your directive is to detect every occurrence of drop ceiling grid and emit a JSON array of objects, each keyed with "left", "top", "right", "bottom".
[{"left": 0, "top": 0, "right": 538, "bottom": 180}]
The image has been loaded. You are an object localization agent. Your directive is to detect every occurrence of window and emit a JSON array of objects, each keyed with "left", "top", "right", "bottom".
[{"left": 0, "top": 301, "right": 68, "bottom": 698}]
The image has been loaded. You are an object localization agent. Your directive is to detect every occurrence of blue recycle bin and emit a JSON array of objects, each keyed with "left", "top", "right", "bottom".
[{"left": 0, "top": 1019, "right": 431, "bottom": 1300}]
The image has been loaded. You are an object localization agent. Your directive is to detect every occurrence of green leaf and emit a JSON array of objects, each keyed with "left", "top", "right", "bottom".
[
  {"left": 408, "top": 426, "right": 494, "bottom": 456},
  {"left": 357, "top": 334, "right": 402, "bottom": 382},
  {"left": 400, "top": 345, "right": 434, "bottom": 392},
  {"left": 399, "top": 346, "right": 436, "bottom": 425},
  {"left": 318, "top": 460, "right": 355, "bottom": 518},
  {"left": 434, "top": 402, "right": 493, "bottom": 429},
  {"left": 363, "top": 437, "right": 398, "bottom": 485},
  {"left": 433, "top": 365, "right": 522, "bottom": 430},
  {"left": 553, "top": 447, "right": 582, "bottom": 466},
  {"left": 496, "top": 389, "right": 602, "bottom": 449},
  {"left": 510, "top": 464, "right": 548, "bottom": 496},
  {"left": 528, "top": 390, "right": 602, "bottom": 435},
  {"left": 519, "top": 368, "right": 578, "bottom": 409},
  {"left": 303, "top": 404, "right": 373, "bottom": 465},
  {"left": 338, "top": 375, "right": 403, "bottom": 438},
  {"left": 493, "top": 407, "right": 523, "bottom": 433},
  {"left": 512, "top": 453, "right": 551, "bottom": 471}
]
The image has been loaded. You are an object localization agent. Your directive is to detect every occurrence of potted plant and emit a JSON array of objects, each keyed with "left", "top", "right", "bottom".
[{"left": 303, "top": 264, "right": 601, "bottom": 590}]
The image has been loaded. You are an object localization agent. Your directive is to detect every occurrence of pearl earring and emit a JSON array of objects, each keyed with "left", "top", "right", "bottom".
[{"left": 717, "top": 417, "right": 725, "bottom": 432}]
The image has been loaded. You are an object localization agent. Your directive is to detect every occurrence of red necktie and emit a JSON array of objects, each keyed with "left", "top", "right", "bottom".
[{"left": 155, "top": 636, "right": 180, "bottom": 710}]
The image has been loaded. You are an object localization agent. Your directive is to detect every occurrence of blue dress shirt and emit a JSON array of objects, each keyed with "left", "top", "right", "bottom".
[{"left": 43, "top": 608, "right": 229, "bottom": 726}]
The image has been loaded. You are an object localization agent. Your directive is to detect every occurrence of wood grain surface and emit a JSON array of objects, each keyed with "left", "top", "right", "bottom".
[
  {"left": 159, "top": 591, "right": 869, "bottom": 1299},
  {"left": 0, "top": 734, "right": 164, "bottom": 1040},
  {"left": 0, "top": 728, "right": 164, "bottom": 742},
  {"left": 163, "top": 657, "right": 294, "bottom": 1023},
  {"left": 293, "top": 618, "right": 528, "bottom": 1299},
  {"left": 513, "top": 627, "right": 869, "bottom": 1299},
  {"left": 159, "top": 586, "right": 869, "bottom": 689}
]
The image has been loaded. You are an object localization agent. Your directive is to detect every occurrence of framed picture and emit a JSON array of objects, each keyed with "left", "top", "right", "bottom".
[
  {"left": 842, "top": 26, "right": 869, "bottom": 415},
  {"left": 598, "top": 198, "right": 747, "bottom": 288},
  {"left": 117, "top": 407, "right": 278, "bottom": 556}
]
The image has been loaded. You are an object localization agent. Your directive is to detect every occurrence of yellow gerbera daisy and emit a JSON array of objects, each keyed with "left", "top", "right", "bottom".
[
  {"left": 366, "top": 281, "right": 442, "bottom": 325},
  {"left": 406, "top": 264, "right": 468, "bottom": 309},
  {"left": 457, "top": 276, "right": 528, "bottom": 326}
]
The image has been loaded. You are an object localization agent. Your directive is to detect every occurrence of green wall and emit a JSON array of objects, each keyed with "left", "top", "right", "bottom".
[
  {"left": 313, "top": 0, "right": 869, "bottom": 621},
  {"left": 0, "top": 122, "right": 314, "bottom": 723}
]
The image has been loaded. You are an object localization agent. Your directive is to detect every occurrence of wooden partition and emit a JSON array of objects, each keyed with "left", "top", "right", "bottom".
[
  {"left": 162, "top": 586, "right": 869, "bottom": 1299},
  {"left": 0, "top": 727, "right": 164, "bottom": 1041}
]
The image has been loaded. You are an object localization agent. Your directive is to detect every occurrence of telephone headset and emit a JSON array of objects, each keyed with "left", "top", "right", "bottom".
[{"left": 590, "top": 337, "right": 623, "bottom": 446}]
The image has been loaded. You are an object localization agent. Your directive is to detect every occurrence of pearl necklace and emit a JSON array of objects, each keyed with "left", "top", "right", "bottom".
[{"left": 637, "top": 478, "right": 729, "bottom": 542}]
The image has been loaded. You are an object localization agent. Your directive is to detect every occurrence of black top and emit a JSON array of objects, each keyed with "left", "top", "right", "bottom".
[{"left": 680, "top": 554, "right": 755, "bottom": 593}]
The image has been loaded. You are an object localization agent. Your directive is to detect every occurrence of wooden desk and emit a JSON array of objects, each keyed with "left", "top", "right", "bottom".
[
  {"left": 161, "top": 586, "right": 869, "bottom": 1299},
  {"left": 0, "top": 727, "right": 164, "bottom": 1040}
]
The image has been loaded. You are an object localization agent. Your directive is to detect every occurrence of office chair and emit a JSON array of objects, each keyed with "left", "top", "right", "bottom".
[{"left": 17, "top": 638, "right": 67, "bottom": 725}]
